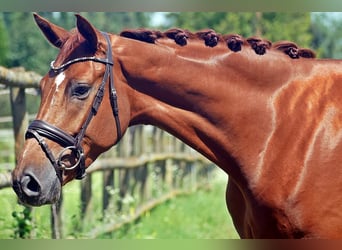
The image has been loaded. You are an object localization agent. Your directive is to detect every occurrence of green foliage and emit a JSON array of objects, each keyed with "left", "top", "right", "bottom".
[
  {"left": 2, "top": 12, "right": 55, "bottom": 74},
  {"left": 0, "top": 13, "right": 9, "bottom": 65},
  {"left": 260, "top": 13, "right": 312, "bottom": 47},
  {"left": 164, "top": 12, "right": 313, "bottom": 48},
  {"left": 103, "top": 176, "right": 238, "bottom": 239},
  {"left": 11, "top": 207, "right": 33, "bottom": 239},
  {"left": 1, "top": 12, "right": 342, "bottom": 77},
  {"left": 0, "top": 134, "right": 14, "bottom": 164},
  {"left": 0, "top": 91, "right": 40, "bottom": 129},
  {"left": 311, "top": 13, "right": 342, "bottom": 58},
  {"left": 0, "top": 12, "right": 151, "bottom": 74},
  {"left": 0, "top": 170, "right": 233, "bottom": 239},
  {"left": 165, "top": 12, "right": 255, "bottom": 37},
  {"left": 0, "top": 12, "right": 152, "bottom": 127},
  {"left": 80, "top": 12, "right": 151, "bottom": 33}
]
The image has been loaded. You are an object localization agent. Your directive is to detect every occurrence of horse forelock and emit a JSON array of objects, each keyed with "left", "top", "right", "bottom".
[
  {"left": 54, "top": 29, "right": 100, "bottom": 67},
  {"left": 120, "top": 28, "right": 316, "bottom": 59}
]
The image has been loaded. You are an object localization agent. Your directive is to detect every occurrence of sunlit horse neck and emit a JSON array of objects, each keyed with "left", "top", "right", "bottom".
[
  {"left": 115, "top": 28, "right": 315, "bottom": 178},
  {"left": 12, "top": 14, "right": 342, "bottom": 239}
]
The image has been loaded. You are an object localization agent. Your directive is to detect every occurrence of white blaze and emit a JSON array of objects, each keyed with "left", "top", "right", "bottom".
[
  {"left": 54, "top": 72, "right": 66, "bottom": 92},
  {"left": 50, "top": 72, "right": 66, "bottom": 106}
]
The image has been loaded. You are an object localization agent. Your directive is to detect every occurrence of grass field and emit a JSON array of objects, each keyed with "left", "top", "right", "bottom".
[
  {"left": 0, "top": 128, "right": 239, "bottom": 239},
  {"left": 0, "top": 169, "right": 239, "bottom": 239},
  {"left": 106, "top": 172, "right": 239, "bottom": 239}
]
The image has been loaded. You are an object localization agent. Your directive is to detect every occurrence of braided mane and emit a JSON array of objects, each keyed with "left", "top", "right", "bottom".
[{"left": 120, "top": 28, "right": 316, "bottom": 59}]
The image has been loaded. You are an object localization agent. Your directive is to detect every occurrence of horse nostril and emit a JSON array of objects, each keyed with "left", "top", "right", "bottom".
[{"left": 21, "top": 174, "right": 41, "bottom": 197}]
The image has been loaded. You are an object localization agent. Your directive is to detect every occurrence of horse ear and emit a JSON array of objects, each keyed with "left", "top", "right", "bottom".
[
  {"left": 33, "top": 13, "right": 70, "bottom": 48},
  {"left": 75, "top": 14, "right": 98, "bottom": 53}
]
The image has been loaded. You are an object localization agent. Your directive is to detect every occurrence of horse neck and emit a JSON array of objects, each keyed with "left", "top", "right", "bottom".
[{"left": 113, "top": 35, "right": 293, "bottom": 180}]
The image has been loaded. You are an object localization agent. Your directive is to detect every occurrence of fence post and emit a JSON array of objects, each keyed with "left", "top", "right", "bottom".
[
  {"left": 9, "top": 87, "right": 28, "bottom": 163},
  {"left": 102, "top": 169, "right": 114, "bottom": 214},
  {"left": 9, "top": 86, "right": 36, "bottom": 238},
  {"left": 51, "top": 193, "right": 63, "bottom": 239},
  {"left": 138, "top": 127, "right": 149, "bottom": 202},
  {"left": 117, "top": 128, "right": 131, "bottom": 211},
  {"left": 80, "top": 175, "right": 92, "bottom": 219}
]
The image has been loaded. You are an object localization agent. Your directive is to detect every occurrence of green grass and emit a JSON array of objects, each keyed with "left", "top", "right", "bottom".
[
  {"left": 0, "top": 129, "right": 15, "bottom": 169},
  {"left": 0, "top": 188, "right": 51, "bottom": 239},
  {"left": 0, "top": 129, "right": 239, "bottom": 239},
  {"left": 101, "top": 173, "right": 239, "bottom": 239},
  {"left": 0, "top": 170, "right": 239, "bottom": 239}
]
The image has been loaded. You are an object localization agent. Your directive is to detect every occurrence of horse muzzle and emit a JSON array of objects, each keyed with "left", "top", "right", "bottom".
[{"left": 12, "top": 162, "right": 61, "bottom": 206}]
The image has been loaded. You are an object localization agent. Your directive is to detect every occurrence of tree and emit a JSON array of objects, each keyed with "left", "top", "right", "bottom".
[
  {"left": 80, "top": 12, "right": 151, "bottom": 33},
  {"left": 164, "top": 12, "right": 313, "bottom": 49},
  {"left": 2, "top": 12, "right": 152, "bottom": 74},
  {"left": 259, "top": 13, "right": 312, "bottom": 47},
  {"left": 0, "top": 12, "right": 154, "bottom": 124},
  {"left": 3, "top": 12, "right": 56, "bottom": 74},
  {"left": 310, "top": 13, "right": 342, "bottom": 58},
  {"left": 0, "top": 13, "right": 9, "bottom": 66}
]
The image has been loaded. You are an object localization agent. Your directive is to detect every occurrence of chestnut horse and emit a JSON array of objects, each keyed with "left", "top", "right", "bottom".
[{"left": 11, "top": 13, "right": 342, "bottom": 238}]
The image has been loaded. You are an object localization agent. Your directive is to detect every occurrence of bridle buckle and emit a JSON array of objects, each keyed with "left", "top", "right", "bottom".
[{"left": 57, "top": 146, "right": 84, "bottom": 171}]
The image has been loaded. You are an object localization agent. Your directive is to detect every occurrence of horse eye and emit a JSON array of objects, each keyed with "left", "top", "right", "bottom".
[{"left": 72, "top": 84, "right": 91, "bottom": 100}]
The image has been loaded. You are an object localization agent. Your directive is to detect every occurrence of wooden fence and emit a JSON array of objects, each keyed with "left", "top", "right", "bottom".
[{"left": 0, "top": 66, "right": 215, "bottom": 238}]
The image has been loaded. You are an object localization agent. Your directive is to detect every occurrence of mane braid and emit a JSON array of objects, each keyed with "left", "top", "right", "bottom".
[
  {"left": 120, "top": 28, "right": 163, "bottom": 43},
  {"left": 196, "top": 29, "right": 219, "bottom": 47},
  {"left": 120, "top": 28, "right": 316, "bottom": 59}
]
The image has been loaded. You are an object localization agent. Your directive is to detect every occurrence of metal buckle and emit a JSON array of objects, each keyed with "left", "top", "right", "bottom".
[{"left": 57, "top": 146, "right": 84, "bottom": 171}]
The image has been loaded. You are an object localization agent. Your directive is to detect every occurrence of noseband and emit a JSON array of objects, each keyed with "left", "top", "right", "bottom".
[{"left": 25, "top": 32, "right": 121, "bottom": 181}]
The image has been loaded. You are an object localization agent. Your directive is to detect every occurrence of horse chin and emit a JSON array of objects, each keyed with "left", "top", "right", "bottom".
[
  {"left": 22, "top": 191, "right": 61, "bottom": 207},
  {"left": 37, "top": 179, "right": 62, "bottom": 206}
]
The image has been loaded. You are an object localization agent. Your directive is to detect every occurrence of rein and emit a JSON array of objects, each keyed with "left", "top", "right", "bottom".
[{"left": 25, "top": 32, "right": 121, "bottom": 181}]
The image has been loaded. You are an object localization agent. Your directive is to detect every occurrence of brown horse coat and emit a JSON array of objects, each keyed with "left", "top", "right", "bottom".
[{"left": 12, "top": 14, "right": 342, "bottom": 238}]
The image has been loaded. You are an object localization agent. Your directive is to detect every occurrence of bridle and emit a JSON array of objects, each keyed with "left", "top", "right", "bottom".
[{"left": 25, "top": 32, "right": 121, "bottom": 181}]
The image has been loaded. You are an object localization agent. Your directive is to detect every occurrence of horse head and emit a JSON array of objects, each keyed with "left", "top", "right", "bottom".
[{"left": 12, "top": 14, "right": 128, "bottom": 206}]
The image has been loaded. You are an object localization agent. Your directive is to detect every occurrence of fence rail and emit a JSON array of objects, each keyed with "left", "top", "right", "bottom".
[
  {"left": 0, "top": 66, "right": 215, "bottom": 238},
  {"left": 0, "top": 66, "right": 41, "bottom": 88},
  {"left": 0, "top": 172, "right": 11, "bottom": 188}
]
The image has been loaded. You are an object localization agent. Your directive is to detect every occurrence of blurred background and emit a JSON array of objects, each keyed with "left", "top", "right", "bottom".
[{"left": 0, "top": 12, "right": 340, "bottom": 239}]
